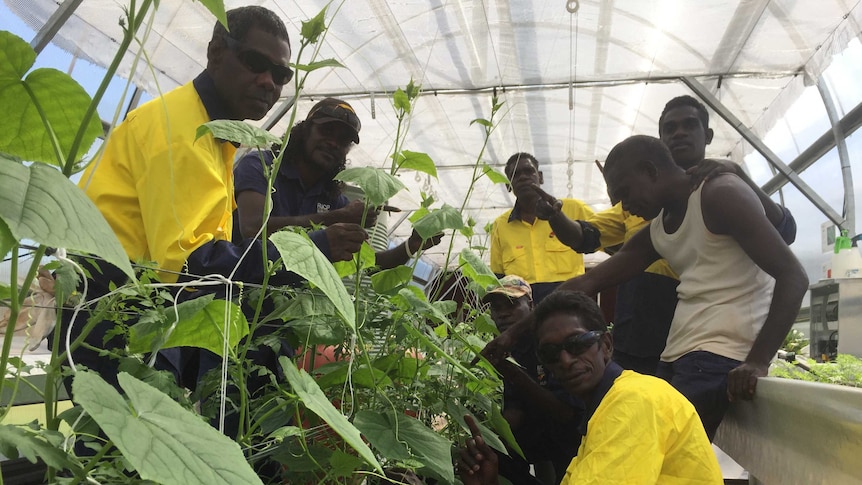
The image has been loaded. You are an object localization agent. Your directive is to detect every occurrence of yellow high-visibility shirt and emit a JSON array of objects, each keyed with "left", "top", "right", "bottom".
[
  {"left": 564, "top": 370, "right": 723, "bottom": 484},
  {"left": 80, "top": 82, "right": 236, "bottom": 283},
  {"left": 587, "top": 202, "right": 678, "bottom": 279},
  {"left": 490, "top": 198, "right": 594, "bottom": 283}
]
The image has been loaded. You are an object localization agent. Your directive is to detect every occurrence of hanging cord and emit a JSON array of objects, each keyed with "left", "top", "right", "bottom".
[{"left": 567, "top": 0, "right": 580, "bottom": 198}]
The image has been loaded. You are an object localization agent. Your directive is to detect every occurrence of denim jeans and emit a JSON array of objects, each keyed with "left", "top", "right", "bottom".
[{"left": 657, "top": 351, "right": 741, "bottom": 441}]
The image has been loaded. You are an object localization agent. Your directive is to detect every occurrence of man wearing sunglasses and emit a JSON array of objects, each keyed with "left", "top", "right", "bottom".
[
  {"left": 61, "top": 7, "right": 307, "bottom": 392},
  {"left": 233, "top": 97, "right": 442, "bottom": 268},
  {"left": 458, "top": 290, "right": 722, "bottom": 484},
  {"left": 481, "top": 275, "right": 582, "bottom": 485}
]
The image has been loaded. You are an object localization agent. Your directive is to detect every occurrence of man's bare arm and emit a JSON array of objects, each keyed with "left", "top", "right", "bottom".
[{"left": 701, "top": 175, "right": 808, "bottom": 401}]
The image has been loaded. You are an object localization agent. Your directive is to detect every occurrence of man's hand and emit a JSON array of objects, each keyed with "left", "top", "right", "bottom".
[
  {"left": 323, "top": 223, "right": 367, "bottom": 262},
  {"left": 407, "top": 229, "right": 444, "bottom": 254},
  {"left": 330, "top": 200, "right": 379, "bottom": 228},
  {"left": 479, "top": 329, "right": 517, "bottom": 366},
  {"left": 455, "top": 415, "right": 499, "bottom": 485},
  {"left": 726, "top": 361, "right": 767, "bottom": 401},
  {"left": 687, "top": 158, "right": 739, "bottom": 190},
  {"left": 531, "top": 184, "right": 563, "bottom": 220}
]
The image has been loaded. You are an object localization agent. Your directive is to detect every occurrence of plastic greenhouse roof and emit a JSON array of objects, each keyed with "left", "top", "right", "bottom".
[{"left": 5, "top": 0, "right": 862, "bottom": 268}]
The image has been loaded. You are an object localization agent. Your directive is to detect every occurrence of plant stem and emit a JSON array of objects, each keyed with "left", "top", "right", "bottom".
[
  {"left": 71, "top": 439, "right": 113, "bottom": 484},
  {"left": 64, "top": 0, "right": 154, "bottom": 176}
]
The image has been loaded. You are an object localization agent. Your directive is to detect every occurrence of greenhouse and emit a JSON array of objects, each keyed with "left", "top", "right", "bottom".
[{"left": 1, "top": 0, "right": 861, "bottom": 484}]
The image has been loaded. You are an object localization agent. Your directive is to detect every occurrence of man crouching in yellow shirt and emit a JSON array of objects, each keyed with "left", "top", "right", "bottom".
[{"left": 458, "top": 291, "right": 722, "bottom": 484}]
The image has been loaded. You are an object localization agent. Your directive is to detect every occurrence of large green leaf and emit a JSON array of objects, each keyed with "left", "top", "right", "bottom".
[
  {"left": 74, "top": 371, "right": 262, "bottom": 485},
  {"left": 334, "top": 167, "right": 406, "bottom": 207},
  {"left": 279, "top": 358, "right": 382, "bottom": 473},
  {"left": 459, "top": 249, "right": 499, "bottom": 290},
  {"left": 128, "top": 296, "right": 249, "bottom": 357},
  {"left": 370, "top": 265, "right": 414, "bottom": 294},
  {"left": 0, "top": 424, "right": 78, "bottom": 471},
  {"left": 0, "top": 32, "right": 102, "bottom": 165},
  {"left": 270, "top": 231, "right": 355, "bottom": 328},
  {"left": 393, "top": 88, "right": 410, "bottom": 113},
  {"left": 196, "top": 120, "right": 280, "bottom": 149},
  {"left": 412, "top": 204, "right": 464, "bottom": 240},
  {"left": 395, "top": 150, "right": 437, "bottom": 178},
  {"left": 354, "top": 410, "right": 454, "bottom": 484},
  {"left": 0, "top": 161, "right": 134, "bottom": 278}
]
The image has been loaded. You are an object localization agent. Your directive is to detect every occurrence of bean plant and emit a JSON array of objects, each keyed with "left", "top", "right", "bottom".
[{"left": 0, "top": 0, "right": 516, "bottom": 484}]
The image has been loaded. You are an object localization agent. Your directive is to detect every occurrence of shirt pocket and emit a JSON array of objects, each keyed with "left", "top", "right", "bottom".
[
  {"left": 545, "top": 237, "right": 577, "bottom": 276},
  {"left": 502, "top": 244, "right": 528, "bottom": 276}
]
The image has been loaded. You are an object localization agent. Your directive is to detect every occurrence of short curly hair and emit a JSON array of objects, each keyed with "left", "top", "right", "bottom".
[
  {"left": 211, "top": 6, "right": 289, "bottom": 44},
  {"left": 659, "top": 95, "right": 710, "bottom": 133},
  {"left": 534, "top": 291, "right": 608, "bottom": 333}
]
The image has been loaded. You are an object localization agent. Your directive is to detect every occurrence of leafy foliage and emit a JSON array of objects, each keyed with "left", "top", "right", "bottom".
[
  {"left": 75, "top": 372, "right": 263, "bottom": 485},
  {"left": 0, "top": 31, "right": 102, "bottom": 165},
  {"left": 0, "top": 160, "right": 134, "bottom": 278}
]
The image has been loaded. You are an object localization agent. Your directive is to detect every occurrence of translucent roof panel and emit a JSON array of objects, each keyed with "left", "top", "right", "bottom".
[{"left": 5, "top": 0, "right": 862, "bottom": 267}]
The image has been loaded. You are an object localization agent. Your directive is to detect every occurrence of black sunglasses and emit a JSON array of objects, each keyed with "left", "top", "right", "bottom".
[
  {"left": 225, "top": 37, "right": 294, "bottom": 85},
  {"left": 537, "top": 330, "right": 604, "bottom": 365}
]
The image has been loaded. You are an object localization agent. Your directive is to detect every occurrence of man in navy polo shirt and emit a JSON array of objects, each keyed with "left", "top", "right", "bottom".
[{"left": 233, "top": 98, "right": 440, "bottom": 266}]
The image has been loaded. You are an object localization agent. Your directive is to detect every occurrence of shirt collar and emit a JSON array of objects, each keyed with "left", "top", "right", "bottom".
[
  {"left": 507, "top": 201, "right": 523, "bottom": 222},
  {"left": 192, "top": 71, "right": 233, "bottom": 122},
  {"left": 579, "top": 361, "right": 624, "bottom": 436}
]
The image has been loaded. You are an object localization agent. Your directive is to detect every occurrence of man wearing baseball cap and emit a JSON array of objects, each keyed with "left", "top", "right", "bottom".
[
  {"left": 482, "top": 275, "right": 583, "bottom": 484},
  {"left": 233, "top": 98, "right": 439, "bottom": 266}
]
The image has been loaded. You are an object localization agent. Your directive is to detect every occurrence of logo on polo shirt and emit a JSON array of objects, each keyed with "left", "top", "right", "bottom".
[{"left": 317, "top": 203, "right": 331, "bottom": 213}]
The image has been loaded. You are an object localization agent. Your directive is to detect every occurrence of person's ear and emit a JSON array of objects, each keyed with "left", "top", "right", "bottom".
[
  {"left": 601, "top": 332, "right": 614, "bottom": 364},
  {"left": 639, "top": 159, "right": 659, "bottom": 181},
  {"left": 705, "top": 127, "right": 714, "bottom": 145},
  {"left": 538, "top": 170, "right": 544, "bottom": 185},
  {"left": 207, "top": 39, "right": 226, "bottom": 68}
]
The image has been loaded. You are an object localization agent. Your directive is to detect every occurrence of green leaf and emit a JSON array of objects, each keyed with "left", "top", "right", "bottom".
[
  {"left": 370, "top": 265, "right": 414, "bottom": 294},
  {"left": 0, "top": 284, "right": 10, "bottom": 301},
  {"left": 334, "top": 167, "right": 406, "bottom": 207},
  {"left": 51, "top": 258, "right": 81, "bottom": 303},
  {"left": 396, "top": 288, "right": 449, "bottom": 326},
  {"left": 332, "top": 241, "right": 375, "bottom": 278},
  {"left": 395, "top": 150, "right": 437, "bottom": 178},
  {"left": 198, "top": 0, "right": 227, "bottom": 30},
  {"left": 314, "top": 362, "right": 392, "bottom": 389},
  {"left": 0, "top": 217, "right": 14, "bottom": 261},
  {"left": 294, "top": 58, "right": 345, "bottom": 72},
  {"left": 470, "top": 118, "right": 492, "bottom": 128},
  {"left": 128, "top": 296, "right": 249, "bottom": 357},
  {"left": 354, "top": 410, "right": 453, "bottom": 483},
  {"left": 412, "top": 204, "right": 464, "bottom": 240},
  {"left": 74, "top": 371, "right": 263, "bottom": 485},
  {"left": 0, "top": 33, "right": 102, "bottom": 165},
  {"left": 407, "top": 206, "right": 429, "bottom": 224},
  {"left": 280, "top": 358, "right": 382, "bottom": 472},
  {"left": 405, "top": 79, "right": 421, "bottom": 99},
  {"left": 270, "top": 231, "right": 355, "bottom": 329},
  {"left": 0, "top": 424, "right": 78, "bottom": 471},
  {"left": 459, "top": 249, "right": 499, "bottom": 289},
  {"left": 267, "top": 291, "right": 337, "bottom": 323},
  {"left": 393, "top": 88, "right": 410, "bottom": 113},
  {"left": 300, "top": 6, "right": 328, "bottom": 44},
  {"left": 196, "top": 120, "right": 280, "bottom": 149},
  {"left": 0, "top": 161, "right": 134, "bottom": 279},
  {"left": 482, "top": 163, "right": 509, "bottom": 184}
]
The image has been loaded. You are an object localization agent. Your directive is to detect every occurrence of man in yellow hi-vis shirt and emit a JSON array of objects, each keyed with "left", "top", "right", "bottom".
[
  {"left": 489, "top": 152, "right": 594, "bottom": 303},
  {"left": 53, "top": 7, "right": 365, "bottom": 392}
]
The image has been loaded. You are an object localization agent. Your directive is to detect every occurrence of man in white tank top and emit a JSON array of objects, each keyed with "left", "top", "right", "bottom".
[{"left": 556, "top": 135, "right": 808, "bottom": 440}]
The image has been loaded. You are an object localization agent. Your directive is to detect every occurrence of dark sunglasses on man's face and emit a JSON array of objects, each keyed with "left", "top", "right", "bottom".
[
  {"left": 225, "top": 37, "right": 294, "bottom": 85},
  {"left": 537, "top": 330, "right": 604, "bottom": 365}
]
